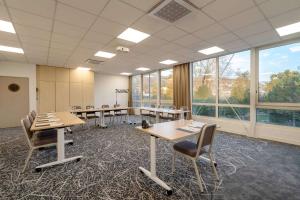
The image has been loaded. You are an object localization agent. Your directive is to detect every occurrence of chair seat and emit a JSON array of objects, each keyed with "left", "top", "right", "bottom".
[
  {"left": 33, "top": 130, "right": 57, "bottom": 146},
  {"left": 103, "top": 114, "right": 114, "bottom": 117},
  {"left": 86, "top": 115, "right": 99, "bottom": 119},
  {"left": 173, "top": 141, "right": 200, "bottom": 157}
]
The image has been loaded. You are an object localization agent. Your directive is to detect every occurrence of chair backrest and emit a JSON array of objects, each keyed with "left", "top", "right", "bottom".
[
  {"left": 72, "top": 105, "right": 82, "bottom": 110},
  {"left": 21, "top": 118, "right": 33, "bottom": 147},
  {"left": 31, "top": 110, "right": 37, "bottom": 118},
  {"left": 86, "top": 105, "right": 94, "bottom": 109},
  {"left": 102, "top": 104, "right": 109, "bottom": 108},
  {"left": 150, "top": 104, "right": 156, "bottom": 108},
  {"left": 169, "top": 105, "right": 176, "bottom": 110},
  {"left": 27, "top": 114, "right": 34, "bottom": 124},
  {"left": 196, "top": 124, "right": 217, "bottom": 157},
  {"left": 180, "top": 106, "right": 188, "bottom": 111},
  {"left": 114, "top": 104, "right": 120, "bottom": 108}
]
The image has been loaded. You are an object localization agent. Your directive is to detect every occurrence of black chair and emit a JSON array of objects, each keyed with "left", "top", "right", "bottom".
[
  {"left": 102, "top": 105, "right": 114, "bottom": 124},
  {"left": 172, "top": 124, "right": 219, "bottom": 192},
  {"left": 113, "top": 104, "right": 127, "bottom": 123},
  {"left": 85, "top": 105, "right": 99, "bottom": 126}
]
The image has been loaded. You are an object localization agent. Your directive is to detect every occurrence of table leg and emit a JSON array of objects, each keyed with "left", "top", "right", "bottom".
[
  {"left": 35, "top": 128, "right": 82, "bottom": 170},
  {"left": 155, "top": 112, "right": 160, "bottom": 123},
  {"left": 139, "top": 135, "right": 172, "bottom": 194},
  {"left": 180, "top": 112, "right": 184, "bottom": 120},
  {"left": 199, "top": 155, "right": 217, "bottom": 166},
  {"left": 99, "top": 111, "right": 107, "bottom": 128}
]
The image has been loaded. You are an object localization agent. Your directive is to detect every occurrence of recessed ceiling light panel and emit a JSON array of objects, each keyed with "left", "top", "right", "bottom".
[
  {"left": 136, "top": 67, "right": 150, "bottom": 71},
  {"left": 94, "top": 51, "right": 116, "bottom": 58},
  {"left": 120, "top": 72, "right": 132, "bottom": 76},
  {"left": 198, "top": 46, "right": 224, "bottom": 55},
  {"left": 159, "top": 59, "right": 178, "bottom": 65},
  {"left": 0, "top": 45, "right": 23, "bottom": 54},
  {"left": 276, "top": 21, "right": 300, "bottom": 36},
  {"left": 0, "top": 20, "right": 15, "bottom": 33},
  {"left": 117, "top": 28, "right": 150, "bottom": 43}
]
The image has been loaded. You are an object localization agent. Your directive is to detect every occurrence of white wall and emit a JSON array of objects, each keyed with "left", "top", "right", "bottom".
[
  {"left": 94, "top": 73, "right": 128, "bottom": 108},
  {"left": 0, "top": 61, "right": 36, "bottom": 111}
]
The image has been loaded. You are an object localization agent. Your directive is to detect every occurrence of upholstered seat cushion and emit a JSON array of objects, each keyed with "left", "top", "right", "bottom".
[{"left": 173, "top": 141, "right": 201, "bottom": 157}]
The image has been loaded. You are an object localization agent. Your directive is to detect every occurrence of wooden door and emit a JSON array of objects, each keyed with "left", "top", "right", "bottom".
[{"left": 0, "top": 76, "right": 29, "bottom": 128}]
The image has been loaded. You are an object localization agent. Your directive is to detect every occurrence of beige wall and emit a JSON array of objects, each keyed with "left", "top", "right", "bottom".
[{"left": 37, "top": 66, "right": 94, "bottom": 113}]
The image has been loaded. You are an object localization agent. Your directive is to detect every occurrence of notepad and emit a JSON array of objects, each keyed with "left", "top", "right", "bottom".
[
  {"left": 188, "top": 121, "right": 206, "bottom": 128},
  {"left": 36, "top": 118, "right": 60, "bottom": 123},
  {"left": 177, "top": 126, "right": 201, "bottom": 133}
]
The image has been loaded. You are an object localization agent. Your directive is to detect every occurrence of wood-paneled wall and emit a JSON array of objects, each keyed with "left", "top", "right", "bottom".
[{"left": 37, "top": 65, "right": 94, "bottom": 113}]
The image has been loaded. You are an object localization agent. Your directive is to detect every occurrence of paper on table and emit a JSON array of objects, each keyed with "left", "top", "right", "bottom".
[
  {"left": 189, "top": 121, "right": 206, "bottom": 128},
  {"left": 36, "top": 118, "right": 60, "bottom": 123},
  {"left": 177, "top": 126, "right": 201, "bottom": 133}
]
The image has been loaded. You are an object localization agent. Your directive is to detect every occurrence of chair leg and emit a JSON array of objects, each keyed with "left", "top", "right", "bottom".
[
  {"left": 192, "top": 160, "right": 204, "bottom": 193},
  {"left": 22, "top": 148, "right": 33, "bottom": 173},
  {"left": 209, "top": 153, "right": 219, "bottom": 181},
  {"left": 172, "top": 151, "right": 176, "bottom": 173}
]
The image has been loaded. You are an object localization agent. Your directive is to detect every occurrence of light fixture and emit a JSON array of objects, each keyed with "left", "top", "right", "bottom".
[
  {"left": 94, "top": 51, "right": 116, "bottom": 58},
  {"left": 0, "top": 20, "right": 15, "bottom": 33},
  {"left": 276, "top": 21, "right": 300, "bottom": 36},
  {"left": 77, "top": 67, "right": 91, "bottom": 71},
  {"left": 159, "top": 59, "right": 178, "bottom": 65},
  {"left": 0, "top": 45, "right": 24, "bottom": 54},
  {"left": 136, "top": 67, "right": 150, "bottom": 71},
  {"left": 117, "top": 28, "right": 150, "bottom": 43},
  {"left": 198, "top": 46, "right": 224, "bottom": 55},
  {"left": 120, "top": 72, "right": 132, "bottom": 76}
]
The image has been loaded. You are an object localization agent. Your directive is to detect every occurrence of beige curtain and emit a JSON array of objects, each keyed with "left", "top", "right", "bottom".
[
  {"left": 173, "top": 63, "right": 191, "bottom": 119},
  {"left": 128, "top": 76, "right": 134, "bottom": 114}
]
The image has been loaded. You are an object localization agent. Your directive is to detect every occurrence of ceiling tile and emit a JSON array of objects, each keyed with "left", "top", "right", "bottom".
[
  {"left": 155, "top": 26, "right": 187, "bottom": 41},
  {"left": 0, "top": 4, "right": 10, "bottom": 21},
  {"left": 6, "top": 0, "right": 55, "bottom": 18},
  {"left": 221, "top": 39, "right": 250, "bottom": 52},
  {"left": 53, "top": 20, "right": 87, "bottom": 38},
  {"left": 3, "top": 53, "right": 26, "bottom": 62},
  {"left": 51, "top": 33, "right": 80, "bottom": 46},
  {"left": 120, "top": 0, "right": 160, "bottom": 12},
  {"left": 173, "top": 34, "right": 202, "bottom": 47},
  {"left": 220, "top": 7, "right": 265, "bottom": 31},
  {"left": 258, "top": 0, "right": 300, "bottom": 18},
  {"left": 101, "top": 0, "right": 144, "bottom": 26},
  {"left": 10, "top": 8, "right": 52, "bottom": 31},
  {"left": 193, "top": 23, "right": 228, "bottom": 40},
  {"left": 78, "top": 40, "right": 105, "bottom": 51},
  {"left": 184, "top": 40, "right": 212, "bottom": 51},
  {"left": 206, "top": 32, "right": 239, "bottom": 45},
  {"left": 244, "top": 30, "right": 281, "bottom": 47},
  {"left": 55, "top": 3, "right": 96, "bottom": 28},
  {"left": 139, "top": 36, "right": 168, "bottom": 47},
  {"left": 14, "top": 24, "right": 51, "bottom": 41},
  {"left": 203, "top": 0, "right": 255, "bottom": 20},
  {"left": 83, "top": 30, "right": 113, "bottom": 44},
  {"left": 0, "top": 31, "right": 19, "bottom": 43},
  {"left": 132, "top": 15, "right": 168, "bottom": 34},
  {"left": 175, "top": 11, "right": 214, "bottom": 33},
  {"left": 50, "top": 41, "right": 76, "bottom": 51},
  {"left": 27, "top": 56, "right": 47, "bottom": 65},
  {"left": 90, "top": 17, "right": 126, "bottom": 37},
  {"left": 58, "top": 0, "right": 109, "bottom": 15},
  {"left": 269, "top": 7, "right": 300, "bottom": 28},
  {"left": 233, "top": 20, "right": 273, "bottom": 38},
  {"left": 188, "top": 0, "right": 215, "bottom": 8},
  {"left": 19, "top": 35, "right": 50, "bottom": 47}
]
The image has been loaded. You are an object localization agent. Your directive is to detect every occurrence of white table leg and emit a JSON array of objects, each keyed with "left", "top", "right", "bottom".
[
  {"left": 35, "top": 128, "right": 82, "bottom": 170},
  {"left": 99, "top": 111, "right": 107, "bottom": 128},
  {"left": 139, "top": 135, "right": 172, "bottom": 194},
  {"left": 155, "top": 112, "right": 160, "bottom": 123},
  {"left": 180, "top": 112, "right": 184, "bottom": 120}
]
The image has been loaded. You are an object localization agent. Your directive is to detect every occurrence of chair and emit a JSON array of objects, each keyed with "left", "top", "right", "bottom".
[
  {"left": 71, "top": 106, "right": 86, "bottom": 120},
  {"left": 102, "top": 105, "right": 114, "bottom": 124},
  {"left": 27, "top": 113, "right": 34, "bottom": 123},
  {"left": 21, "top": 117, "right": 73, "bottom": 172},
  {"left": 172, "top": 124, "right": 219, "bottom": 192},
  {"left": 180, "top": 106, "right": 189, "bottom": 119},
  {"left": 85, "top": 105, "right": 99, "bottom": 126},
  {"left": 113, "top": 104, "right": 127, "bottom": 123},
  {"left": 166, "top": 105, "right": 178, "bottom": 120},
  {"left": 31, "top": 110, "right": 37, "bottom": 119},
  {"left": 149, "top": 104, "right": 156, "bottom": 118}
]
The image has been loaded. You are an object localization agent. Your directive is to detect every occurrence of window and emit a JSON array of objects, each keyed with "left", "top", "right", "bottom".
[
  {"left": 259, "top": 42, "right": 300, "bottom": 103},
  {"left": 219, "top": 50, "right": 250, "bottom": 105},
  {"left": 192, "top": 58, "right": 217, "bottom": 117},
  {"left": 160, "top": 69, "right": 173, "bottom": 106},
  {"left": 192, "top": 58, "right": 216, "bottom": 103},
  {"left": 257, "top": 42, "right": 300, "bottom": 127},
  {"left": 150, "top": 72, "right": 158, "bottom": 106},
  {"left": 142, "top": 74, "right": 150, "bottom": 107},
  {"left": 132, "top": 75, "right": 141, "bottom": 107}
]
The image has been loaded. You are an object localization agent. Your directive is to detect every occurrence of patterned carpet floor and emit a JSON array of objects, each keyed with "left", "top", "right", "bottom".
[{"left": 0, "top": 117, "right": 300, "bottom": 200}]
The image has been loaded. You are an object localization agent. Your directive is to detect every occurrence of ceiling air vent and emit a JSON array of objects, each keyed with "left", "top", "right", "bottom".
[
  {"left": 149, "top": 0, "right": 195, "bottom": 23},
  {"left": 85, "top": 59, "right": 104, "bottom": 65}
]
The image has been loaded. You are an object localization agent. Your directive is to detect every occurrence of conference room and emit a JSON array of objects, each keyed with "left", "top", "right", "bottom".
[{"left": 0, "top": 0, "right": 300, "bottom": 199}]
